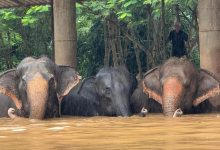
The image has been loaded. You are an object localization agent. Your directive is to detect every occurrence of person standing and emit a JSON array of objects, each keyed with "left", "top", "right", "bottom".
[{"left": 167, "top": 21, "right": 188, "bottom": 57}]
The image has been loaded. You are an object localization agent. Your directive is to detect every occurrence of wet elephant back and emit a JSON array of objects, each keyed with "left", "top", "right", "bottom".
[{"left": 61, "top": 77, "right": 99, "bottom": 116}]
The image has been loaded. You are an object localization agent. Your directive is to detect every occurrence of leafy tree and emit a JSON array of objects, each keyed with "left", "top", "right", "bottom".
[{"left": 0, "top": 0, "right": 199, "bottom": 78}]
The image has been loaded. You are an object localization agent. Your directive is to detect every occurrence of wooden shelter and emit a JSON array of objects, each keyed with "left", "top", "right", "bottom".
[
  {"left": 0, "top": 0, "right": 50, "bottom": 8},
  {"left": 0, "top": 0, "right": 77, "bottom": 67}
]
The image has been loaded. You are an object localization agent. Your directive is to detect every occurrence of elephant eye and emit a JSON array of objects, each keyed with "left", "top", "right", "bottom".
[
  {"left": 104, "top": 87, "right": 111, "bottom": 95},
  {"left": 183, "top": 79, "right": 190, "bottom": 88},
  {"left": 49, "top": 75, "right": 56, "bottom": 87},
  {"left": 15, "top": 70, "right": 19, "bottom": 76},
  {"left": 21, "top": 77, "right": 27, "bottom": 89}
]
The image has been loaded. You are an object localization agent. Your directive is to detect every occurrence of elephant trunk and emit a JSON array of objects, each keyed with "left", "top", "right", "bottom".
[
  {"left": 27, "top": 73, "right": 49, "bottom": 119},
  {"left": 115, "top": 93, "right": 131, "bottom": 117},
  {"left": 162, "top": 77, "right": 183, "bottom": 117}
]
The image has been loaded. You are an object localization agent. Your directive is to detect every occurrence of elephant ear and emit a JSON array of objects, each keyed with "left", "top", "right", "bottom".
[
  {"left": 193, "top": 69, "right": 220, "bottom": 106},
  {"left": 56, "top": 66, "right": 81, "bottom": 101},
  {"left": 142, "top": 67, "right": 162, "bottom": 105},
  {"left": 0, "top": 69, "right": 22, "bottom": 109}
]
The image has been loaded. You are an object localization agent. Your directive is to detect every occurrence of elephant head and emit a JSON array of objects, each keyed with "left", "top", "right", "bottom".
[
  {"left": 95, "top": 66, "right": 133, "bottom": 116},
  {"left": 142, "top": 57, "right": 220, "bottom": 117},
  {"left": 0, "top": 56, "right": 80, "bottom": 119}
]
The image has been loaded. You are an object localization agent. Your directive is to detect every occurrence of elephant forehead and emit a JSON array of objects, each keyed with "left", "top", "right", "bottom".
[
  {"left": 19, "top": 57, "right": 36, "bottom": 64},
  {"left": 161, "top": 65, "right": 185, "bottom": 75},
  {"left": 160, "top": 59, "right": 196, "bottom": 78},
  {"left": 20, "top": 63, "right": 54, "bottom": 76},
  {"left": 97, "top": 74, "right": 112, "bottom": 84},
  {"left": 18, "top": 58, "right": 40, "bottom": 69}
]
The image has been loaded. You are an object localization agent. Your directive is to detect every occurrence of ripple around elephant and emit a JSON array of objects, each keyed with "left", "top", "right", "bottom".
[
  {"left": 0, "top": 56, "right": 81, "bottom": 119},
  {"left": 61, "top": 66, "right": 137, "bottom": 117},
  {"left": 132, "top": 57, "right": 220, "bottom": 117}
]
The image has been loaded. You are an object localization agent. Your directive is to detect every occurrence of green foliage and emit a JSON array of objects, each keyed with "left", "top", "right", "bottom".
[
  {"left": 22, "top": 6, "right": 49, "bottom": 26},
  {"left": 76, "top": 0, "right": 199, "bottom": 76},
  {"left": 189, "top": 48, "right": 200, "bottom": 68},
  {"left": 0, "top": 6, "right": 52, "bottom": 71},
  {"left": 0, "top": 0, "right": 199, "bottom": 77},
  {"left": 0, "top": 9, "right": 20, "bottom": 20},
  {"left": 77, "top": 19, "right": 105, "bottom": 77}
]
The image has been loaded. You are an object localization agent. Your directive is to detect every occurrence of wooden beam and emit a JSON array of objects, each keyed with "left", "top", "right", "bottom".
[
  {"left": 0, "top": 0, "right": 84, "bottom": 9},
  {"left": 13, "top": 0, "right": 24, "bottom": 5}
]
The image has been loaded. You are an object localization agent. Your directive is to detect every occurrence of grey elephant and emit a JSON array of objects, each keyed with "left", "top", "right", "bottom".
[
  {"left": 131, "top": 57, "right": 220, "bottom": 117},
  {"left": 0, "top": 56, "right": 81, "bottom": 119},
  {"left": 61, "top": 66, "right": 137, "bottom": 117}
]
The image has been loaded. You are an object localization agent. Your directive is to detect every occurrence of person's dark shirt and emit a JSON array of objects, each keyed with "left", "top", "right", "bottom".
[{"left": 168, "top": 30, "right": 188, "bottom": 57}]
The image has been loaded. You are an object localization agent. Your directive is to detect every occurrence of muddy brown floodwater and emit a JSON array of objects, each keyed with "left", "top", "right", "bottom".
[{"left": 1, "top": 114, "right": 220, "bottom": 150}]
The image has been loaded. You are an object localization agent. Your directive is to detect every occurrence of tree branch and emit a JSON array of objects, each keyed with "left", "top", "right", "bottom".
[
  {"left": 179, "top": 8, "right": 196, "bottom": 29},
  {"left": 80, "top": 3, "right": 148, "bottom": 53}
]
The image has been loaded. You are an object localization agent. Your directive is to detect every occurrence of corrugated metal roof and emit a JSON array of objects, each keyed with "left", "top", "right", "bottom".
[{"left": 0, "top": 0, "right": 51, "bottom": 8}]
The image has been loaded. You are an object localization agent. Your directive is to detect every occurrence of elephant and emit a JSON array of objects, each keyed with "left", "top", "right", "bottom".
[
  {"left": 61, "top": 77, "right": 100, "bottom": 116},
  {"left": 131, "top": 79, "right": 213, "bottom": 115},
  {"left": 134, "top": 57, "right": 220, "bottom": 117},
  {"left": 0, "top": 56, "right": 81, "bottom": 119},
  {"left": 61, "top": 66, "right": 137, "bottom": 117}
]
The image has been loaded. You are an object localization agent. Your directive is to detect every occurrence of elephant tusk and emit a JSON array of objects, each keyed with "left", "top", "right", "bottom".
[
  {"left": 173, "top": 108, "right": 183, "bottom": 118},
  {"left": 139, "top": 107, "right": 148, "bottom": 117},
  {"left": 8, "top": 108, "right": 18, "bottom": 119}
]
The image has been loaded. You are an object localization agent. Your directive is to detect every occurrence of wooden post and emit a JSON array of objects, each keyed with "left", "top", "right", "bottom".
[
  {"left": 198, "top": 0, "right": 220, "bottom": 107},
  {"left": 53, "top": 0, "right": 77, "bottom": 67}
]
